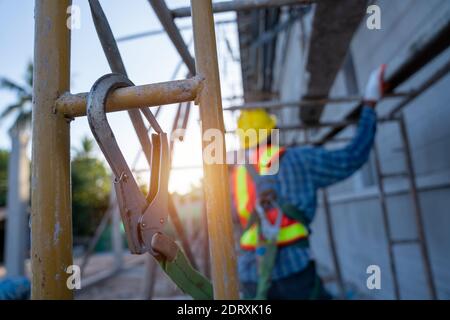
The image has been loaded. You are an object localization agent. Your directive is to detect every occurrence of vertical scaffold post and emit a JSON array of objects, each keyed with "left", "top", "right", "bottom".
[
  {"left": 32, "top": 0, "right": 73, "bottom": 299},
  {"left": 398, "top": 116, "right": 437, "bottom": 299},
  {"left": 191, "top": 0, "right": 239, "bottom": 299},
  {"left": 321, "top": 189, "right": 345, "bottom": 298},
  {"left": 373, "top": 144, "right": 401, "bottom": 299}
]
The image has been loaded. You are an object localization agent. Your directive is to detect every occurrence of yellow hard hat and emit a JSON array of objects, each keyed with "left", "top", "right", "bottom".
[{"left": 237, "top": 109, "right": 277, "bottom": 149}]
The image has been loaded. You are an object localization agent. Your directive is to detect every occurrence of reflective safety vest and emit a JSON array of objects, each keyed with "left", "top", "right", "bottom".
[{"left": 232, "top": 145, "right": 309, "bottom": 250}]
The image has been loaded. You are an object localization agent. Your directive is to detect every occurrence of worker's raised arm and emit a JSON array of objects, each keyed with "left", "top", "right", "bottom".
[
  {"left": 303, "top": 65, "right": 386, "bottom": 189},
  {"left": 305, "top": 105, "right": 376, "bottom": 188}
]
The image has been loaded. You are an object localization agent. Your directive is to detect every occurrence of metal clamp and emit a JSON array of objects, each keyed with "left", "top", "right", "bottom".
[
  {"left": 244, "top": 162, "right": 283, "bottom": 241},
  {"left": 255, "top": 199, "right": 283, "bottom": 241},
  {"left": 87, "top": 73, "right": 170, "bottom": 257}
]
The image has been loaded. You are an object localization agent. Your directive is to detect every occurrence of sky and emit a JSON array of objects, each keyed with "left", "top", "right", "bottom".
[{"left": 0, "top": 0, "right": 243, "bottom": 194}]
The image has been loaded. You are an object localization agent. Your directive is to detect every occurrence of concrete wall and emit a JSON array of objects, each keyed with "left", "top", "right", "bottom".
[{"left": 272, "top": 0, "right": 450, "bottom": 299}]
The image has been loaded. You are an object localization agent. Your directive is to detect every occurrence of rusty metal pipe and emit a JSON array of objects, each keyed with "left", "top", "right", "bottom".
[
  {"left": 148, "top": 0, "right": 196, "bottom": 74},
  {"left": 88, "top": 0, "right": 155, "bottom": 171},
  {"left": 32, "top": 0, "right": 73, "bottom": 299},
  {"left": 373, "top": 145, "right": 401, "bottom": 299},
  {"left": 398, "top": 116, "right": 437, "bottom": 299},
  {"left": 56, "top": 76, "right": 203, "bottom": 118},
  {"left": 191, "top": 0, "right": 239, "bottom": 299}
]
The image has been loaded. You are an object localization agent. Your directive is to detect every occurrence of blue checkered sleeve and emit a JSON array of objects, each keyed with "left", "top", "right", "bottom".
[{"left": 303, "top": 106, "right": 377, "bottom": 189}]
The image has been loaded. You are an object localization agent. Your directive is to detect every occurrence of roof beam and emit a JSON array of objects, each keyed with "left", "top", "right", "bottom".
[
  {"left": 171, "top": 0, "right": 313, "bottom": 18},
  {"left": 300, "top": 0, "right": 367, "bottom": 124}
]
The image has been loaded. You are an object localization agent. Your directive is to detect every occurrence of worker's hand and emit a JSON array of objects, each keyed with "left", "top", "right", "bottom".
[{"left": 364, "top": 64, "right": 387, "bottom": 107}]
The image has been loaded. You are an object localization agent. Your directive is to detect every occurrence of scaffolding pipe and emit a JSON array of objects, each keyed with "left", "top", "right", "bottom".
[
  {"left": 386, "top": 21, "right": 450, "bottom": 89},
  {"left": 116, "top": 19, "right": 235, "bottom": 43},
  {"left": 142, "top": 255, "right": 158, "bottom": 299},
  {"left": 80, "top": 205, "right": 112, "bottom": 273},
  {"left": 226, "top": 120, "right": 359, "bottom": 133},
  {"left": 32, "top": 0, "right": 73, "bottom": 299},
  {"left": 225, "top": 111, "right": 422, "bottom": 135},
  {"left": 388, "top": 59, "right": 450, "bottom": 118},
  {"left": 226, "top": 117, "right": 399, "bottom": 134},
  {"left": 191, "top": 0, "right": 239, "bottom": 299},
  {"left": 317, "top": 21, "right": 450, "bottom": 145},
  {"left": 148, "top": 0, "right": 196, "bottom": 74},
  {"left": 316, "top": 59, "right": 450, "bottom": 145},
  {"left": 130, "top": 59, "right": 185, "bottom": 169},
  {"left": 321, "top": 189, "right": 345, "bottom": 299},
  {"left": 89, "top": 0, "right": 155, "bottom": 173},
  {"left": 278, "top": 120, "right": 359, "bottom": 130},
  {"left": 224, "top": 92, "right": 412, "bottom": 111},
  {"left": 201, "top": 198, "right": 211, "bottom": 278},
  {"left": 56, "top": 76, "right": 203, "bottom": 118},
  {"left": 167, "top": 196, "right": 198, "bottom": 269},
  {"left": 170, "top": 103, "right": 184, "bottom": 158},
  {"left": 147, "top": 0, "right": 197, "bottom": 149},
  {"left": 172, "top": 0, "right": 313, "bottom": 18},
  {"left": 166, "top": 102, "right": 199, "bottom": 269},
  {"left": 179, "top": 101, "right": 191, "bottom": 141},
  {"left": 373, "top": 145, "right": 401, "bottom": 299},
  {"left": 398, "top": 116, "right": 437, "bottom": 299}
]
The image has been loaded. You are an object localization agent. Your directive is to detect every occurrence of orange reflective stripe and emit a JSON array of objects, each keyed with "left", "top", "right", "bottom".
[{"left": 235, "top": 166, "right": 251, "bottom": 223}]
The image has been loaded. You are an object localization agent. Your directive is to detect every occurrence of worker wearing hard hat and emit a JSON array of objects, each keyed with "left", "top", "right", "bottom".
[{"left": 230, "top": 65, "right": 386, "bottom": 299}]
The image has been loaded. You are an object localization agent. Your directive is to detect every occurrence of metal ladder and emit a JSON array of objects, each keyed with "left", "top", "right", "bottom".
[{"left": 373, "top": 115, "right": 437, "bottom": 300}]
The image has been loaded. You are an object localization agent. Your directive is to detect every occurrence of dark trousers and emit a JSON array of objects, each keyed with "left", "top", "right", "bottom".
[{"left": 241, "top": 262, "right": 332, "bottom": 300}]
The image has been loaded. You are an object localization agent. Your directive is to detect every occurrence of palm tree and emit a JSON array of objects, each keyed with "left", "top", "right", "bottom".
[
  {"left": 0, "top": 62, "right": 32, "bottom": 277},
  {"left": 0, "top": 61, "right": 33, "bottom": 131}
]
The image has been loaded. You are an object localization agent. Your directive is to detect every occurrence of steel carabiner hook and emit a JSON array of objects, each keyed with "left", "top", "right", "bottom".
[{"left": 87, "top": 73, "right": 170, "bottom": 256}]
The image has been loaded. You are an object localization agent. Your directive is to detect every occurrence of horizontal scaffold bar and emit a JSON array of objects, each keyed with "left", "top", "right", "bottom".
[
  {"left": 224, "top": 92, "right": 412, "bottom": 111},
  {"left": 226, "top": 117, "right": 397, "bottom": 133},
  {"left": 172, "top": 0, "right": 314, "bottom": 18},
  {"left": 56, "top": 76, "right": 203, "bottom": 118}
]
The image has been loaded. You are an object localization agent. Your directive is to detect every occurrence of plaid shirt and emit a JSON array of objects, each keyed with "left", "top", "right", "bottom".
[{"left": 236, "top": 106, "right": 377, "bottom": 282}]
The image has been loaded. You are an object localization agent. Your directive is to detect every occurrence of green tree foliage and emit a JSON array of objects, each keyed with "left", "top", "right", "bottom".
[
  {"left": 0, "top": 149, "right": 8, "bottom": 207},
  {"left": 72, "top": 137, "right": 111, "bottom": 238}
]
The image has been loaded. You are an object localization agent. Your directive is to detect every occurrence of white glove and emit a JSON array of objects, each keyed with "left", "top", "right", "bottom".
[{"left": 364, "top": 64, "right": 387, "bottom": 103}]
